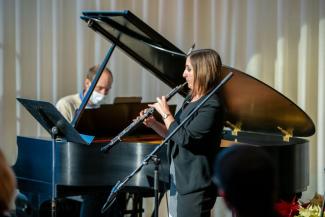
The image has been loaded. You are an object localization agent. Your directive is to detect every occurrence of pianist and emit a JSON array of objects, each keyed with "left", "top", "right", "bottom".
[
  {"left": 56, "top": 64, "right": 113, "bottom": 122},
  {"left": 56, "top": 65, "right": 121, "bottom": 217},
  {"left": 141, "top": 49, "right": 223, "bottom": 217}
]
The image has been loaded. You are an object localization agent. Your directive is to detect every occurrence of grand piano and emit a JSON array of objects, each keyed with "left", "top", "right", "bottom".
[{"left": 14, "top": 10, "right": 315, "bottom": 217}]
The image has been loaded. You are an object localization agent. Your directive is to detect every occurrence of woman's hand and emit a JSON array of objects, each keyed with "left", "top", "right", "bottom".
[
  {"left": 149, "top": 96, "right": 174, "bottom": 129},
  {"left": 140, "top": 109, "right": 157, "bottom": 128},
  {"left": 140, "top": 98, "right": 171, "bottom": 137},
  {"left": 149, "top": 96, "right": 172, "bottom": 118}
]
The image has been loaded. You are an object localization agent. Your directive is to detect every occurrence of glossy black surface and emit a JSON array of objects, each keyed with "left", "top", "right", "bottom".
[
  {"left": 220, "top": 66, "right": 315, "bottom": 137},
  {"left": 14, "top": 136, "right": 169, "bottom": 200},
  {"left": 74, "top": 103, "right": 176, "bottom": 139},
  {"left": 81, "top": 10, "right": 188, "bottom": 96},
  {"left": 14, "top": 133, "right": 309, "bottom": 201},
  {"left": 221, "top": 130, "right": 309, "bottom": 196}
]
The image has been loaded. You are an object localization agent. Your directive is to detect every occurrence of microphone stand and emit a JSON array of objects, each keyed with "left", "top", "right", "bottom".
[
  {"left": 321, "top": 168, "right": 325, "bottom": 217},
  {"left": 51, "top": 126, "right": 58, "bottom": 217},
  {"left": 101, "top": 72, "right": 233, "bottom": 216},
  {"left": 151, "top": 155, "right": 160, "bottom": 217}
]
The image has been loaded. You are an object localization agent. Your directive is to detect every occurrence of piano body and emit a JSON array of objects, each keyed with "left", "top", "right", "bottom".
[
  {"left": 14, "top": 10, "right": 315, "bottom": 216},
  {"left": 14, "top": 103, "right": 172, "bottom": 205}
]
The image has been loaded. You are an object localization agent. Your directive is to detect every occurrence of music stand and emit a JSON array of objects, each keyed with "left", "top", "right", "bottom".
[
  {"left": 17, "top": 98, "right": 94, "bottom": 144},
  {"left": 17, "top": 98, "right": 94, "bottom": 217}
]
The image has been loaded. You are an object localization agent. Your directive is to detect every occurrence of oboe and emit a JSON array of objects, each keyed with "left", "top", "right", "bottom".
[{"left": 101, "top": 82, "right": 187, "bottom": 152}]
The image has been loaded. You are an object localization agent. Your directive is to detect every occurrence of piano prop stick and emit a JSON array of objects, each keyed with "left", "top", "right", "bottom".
[
  {"left": 101, "top": 72, "right": 233, "bottom": 217},
  {"left": 71, "top": 43, "right": 116, "bottom": 128}
]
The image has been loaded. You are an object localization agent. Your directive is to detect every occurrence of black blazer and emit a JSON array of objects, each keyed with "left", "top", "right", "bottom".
[{"left": 167, "top": 93, "right": 224, "bottom": 195}]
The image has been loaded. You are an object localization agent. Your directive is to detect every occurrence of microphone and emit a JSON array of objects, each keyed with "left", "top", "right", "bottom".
[
  {"left": 101, "top": 180, "right": 121, "bottom": 214},
  {"left": 101, "top": 136, "right": 121, "bottom": 152}
]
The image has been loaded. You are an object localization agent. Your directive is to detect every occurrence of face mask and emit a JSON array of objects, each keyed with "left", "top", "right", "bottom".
[{"left": 89, "top": 90, "right": 107, "bottom": 105}]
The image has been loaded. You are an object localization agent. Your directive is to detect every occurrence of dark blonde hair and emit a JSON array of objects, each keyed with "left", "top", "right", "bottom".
[
  {"left": 0, "top": 150, "right": 16, "bottom": 213},
  {"left": 85, "top": 65, "right": 113, "bottom": 82},
  {"left": 188, "top": 49, "right": 222, "bottom": 97}
]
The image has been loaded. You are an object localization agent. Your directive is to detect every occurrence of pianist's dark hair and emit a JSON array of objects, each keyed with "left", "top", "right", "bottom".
[
  {"left": 213, "top": 145, "right": 278, "bottom": 217},
  {"left": 85, "top": 64, "right": 113, "bottom": 82},
  {"left": 187, "top": 49, "right": 222, "bottom": 97}
]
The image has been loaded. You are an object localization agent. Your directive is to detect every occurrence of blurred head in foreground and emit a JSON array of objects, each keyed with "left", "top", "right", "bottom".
[
  {"left": 213, "top": 145, "right": 278, "bottom": 217},
  {"left": 0, "top": 149, "right": 16, "bottom": 215}
]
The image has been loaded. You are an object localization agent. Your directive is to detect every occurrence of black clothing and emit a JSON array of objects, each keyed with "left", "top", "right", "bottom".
[
  {"left": 168, "top": 93, "right": 223, "bottom": 195},
  {"left": 177, "top": 186, "right": 217, "bottom": 217}
]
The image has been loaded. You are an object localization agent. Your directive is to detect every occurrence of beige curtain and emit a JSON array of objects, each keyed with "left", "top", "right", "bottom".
[{"left": 1, "top": 0, "right": 324, "bottom": 216}]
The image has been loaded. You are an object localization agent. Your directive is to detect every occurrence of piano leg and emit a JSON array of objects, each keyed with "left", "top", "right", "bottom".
[
  {"left": 39, "top": 198, "right": 81, "bottom": 217},
  {"left": 131, "top": 193, "right": 143, "bottom": 217},
  {"left": 121, "top": 191, "right": 166, "bottom": 217}
]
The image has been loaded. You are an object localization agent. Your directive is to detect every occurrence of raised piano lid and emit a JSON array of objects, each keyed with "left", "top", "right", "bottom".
[
  {"left": 81, "top": 10, "right": 315, "bottom": 138},
  {"left": 81, "top": 10, "right": 188, "bottom": 96},
  {"left": 220, "top": 66, "right": 315, "bottom": 137}
]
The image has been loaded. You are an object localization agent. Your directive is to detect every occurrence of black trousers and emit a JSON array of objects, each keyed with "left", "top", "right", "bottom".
[{"left": 177, "top": 189, "right": 216, "bottom": 217}]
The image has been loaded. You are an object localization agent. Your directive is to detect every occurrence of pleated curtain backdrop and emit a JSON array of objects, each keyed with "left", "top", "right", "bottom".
[{"left": 0, "top": 0, "right": 324, "bottom": 216}]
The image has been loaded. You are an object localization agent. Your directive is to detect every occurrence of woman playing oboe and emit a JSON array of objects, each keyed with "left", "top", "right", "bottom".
[{"left": 140, "top": 49, "right": 224, "bottom": 217}]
